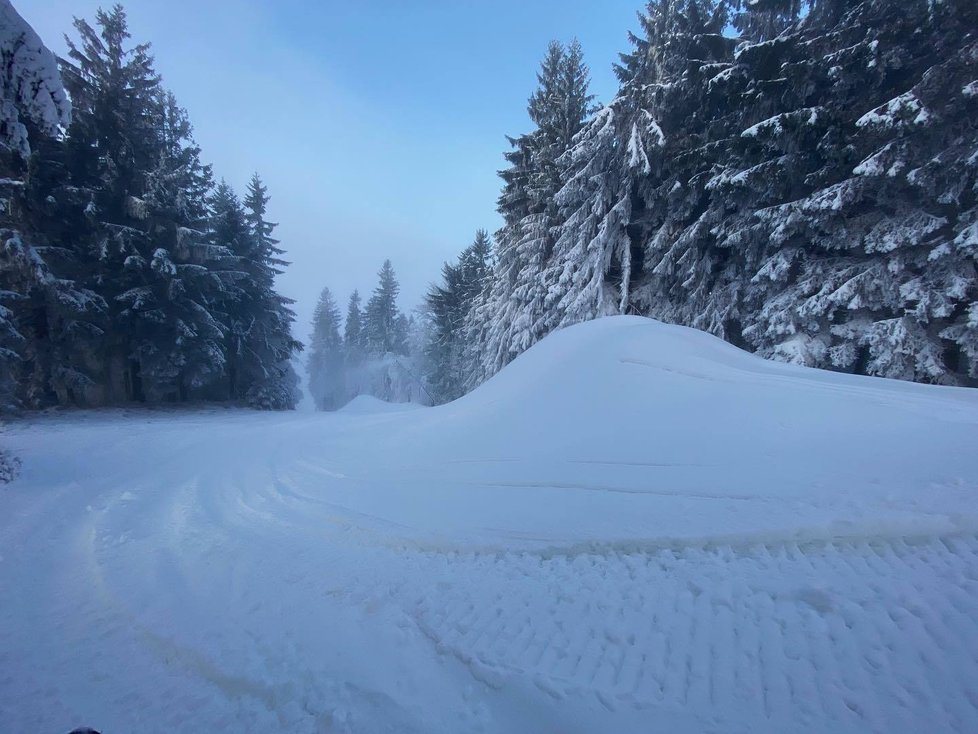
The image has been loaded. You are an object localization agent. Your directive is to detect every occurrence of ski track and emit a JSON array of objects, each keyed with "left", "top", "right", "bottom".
[{"left": 2, "top": 411, "right": 978, "bottom": 733}]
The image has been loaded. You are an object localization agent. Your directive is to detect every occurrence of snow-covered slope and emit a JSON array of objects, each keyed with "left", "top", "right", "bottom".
[
  {"left": 322, "top": 315, "right": 978, "bottom": 548},
  {"left": 2, "top": 316, "right": 977, "bottom": 733}
]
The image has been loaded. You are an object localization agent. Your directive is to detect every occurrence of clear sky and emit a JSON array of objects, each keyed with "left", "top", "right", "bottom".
[{"left": 17, "top": 0, "right": 642, "bottom": 342}]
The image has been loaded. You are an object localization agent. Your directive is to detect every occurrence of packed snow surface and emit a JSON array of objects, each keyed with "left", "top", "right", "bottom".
[
  {"left": 3, "top": 316, "right": 978, "bottom": 733},
  {"left": 338, "top": 394, "right": 423, "bottom": 414}
]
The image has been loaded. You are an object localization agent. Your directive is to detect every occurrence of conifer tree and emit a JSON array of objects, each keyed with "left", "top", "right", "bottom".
[
  {"left": 344, "top": 289, "right": 364, "bottom": 352},
  {"left": 364, "top": 259, "right": 405, "bottom": 356},
  {"left": 468, "top": 40, "right": 596, "bottom": 383},
  {"left": 237, "top": 173, "right": 302, "bottom": 408},
  {"left": 307, "top": 286, "right": 344, "bottom": 410},
  {"left": 426, "top": 230, "right": 491, "bottom": 402}
]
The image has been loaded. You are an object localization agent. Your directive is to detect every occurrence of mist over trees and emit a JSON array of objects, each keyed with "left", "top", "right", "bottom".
[
  {"left": 0, "top": 3, "right": 301, "bottom": 412},
  {"left": 307, "top": 260, "right": 428, "bottom": 409}
]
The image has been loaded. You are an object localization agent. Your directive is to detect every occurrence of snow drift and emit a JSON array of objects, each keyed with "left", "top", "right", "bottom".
[{"left": 323, "top": 315, "right": 978, "bottom": 547}]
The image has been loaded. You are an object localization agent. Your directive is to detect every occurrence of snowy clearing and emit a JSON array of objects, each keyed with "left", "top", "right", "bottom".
[{"left": 2, "top": 316, "right": 978, "bottom": 733}]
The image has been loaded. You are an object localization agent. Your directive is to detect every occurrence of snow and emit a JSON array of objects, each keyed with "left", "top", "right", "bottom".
[
  {"left": 2, "top": 316, "right": 978, "bottom": 733},
  {"left": 856, "top": 91, "right": 928, "bottom": 129},
  {"left": 338, "top": 394, "right": 423, "bottom": 414},
  {"left": 0, "top": 0, "right": 71, "bottom": 157}
]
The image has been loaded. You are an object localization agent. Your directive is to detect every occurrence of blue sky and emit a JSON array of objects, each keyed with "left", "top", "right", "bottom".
[{"left": 18, "top": 0, "right": 642, "bottom": 340}]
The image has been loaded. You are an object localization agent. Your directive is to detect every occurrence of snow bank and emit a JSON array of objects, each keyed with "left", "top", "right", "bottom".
[{"left": 332, "top": 315, "right": 978, "bottom": 548}]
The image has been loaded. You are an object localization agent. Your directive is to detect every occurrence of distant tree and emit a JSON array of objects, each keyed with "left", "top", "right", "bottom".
[
  {"left": 307, "top": 286, "right": 345, "bottom": 410},
  {"left": 364, "top": 259, "right": 406, "bottom": 355},
  {"left": 344, "top": 289, "right": 365, "bottom": 353},
  {"left": 426, "top": 230, "right": 491, "bottom": 401}
]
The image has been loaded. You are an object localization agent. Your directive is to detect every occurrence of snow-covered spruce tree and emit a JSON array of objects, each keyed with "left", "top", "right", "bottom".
[
  {"left": 7, "top": 131, "right": 107, "bottom": 408},
  {"left": 345, "top": 260, "right": 426, "bottom": 403},
  {"left": 344, "top": 289, "right": 364, "bottom": 351},
  {"left": 306, "top": 286, "right": 345, "bottom": 411},
  {"left": 60, "top": 5, "right": 206, "bottom": 403},
  {"left": 628, "top": 0, "right": 764, "bottom": 344},
  {"left": 364, "top": 259, "right": 407, "bottom": 357},
  {"left": 727, "top": 0, "right": 978, "bottom": 382},
  {"left": 544, "top": 2, "right": 732, "bottom": 342},
  {"left": 0, "top": 0, "right": 72, "bottom": 480},
  {"left": 425, "top": 229, "right": 491, "bottom": 403},
  {"left": 467, "top": 40, "right": 596, "bottom": 384},
  {"left": 524, "top": 0, "right": 975, "bottom": 386},
  {"left": 0, "top": 0, "right": 101, "bottom": 412},
  {"left": 205, "top": 180, "right": 250, "bottom": 398},
  {"left": 238, "top": 174, "right": 302, "bottom": 409},
  {"left": 120, "top": 91, "right": 231, "bottom": 401},
  {"left": 0, "top": 0, "right": 70, "bottom": 160},
  {"left": 342, "top": 288, "right": 366, "bottom": 376}
]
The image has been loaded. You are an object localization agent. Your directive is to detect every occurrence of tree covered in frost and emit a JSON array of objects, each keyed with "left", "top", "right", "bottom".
[
  {"left": 467, "top": 40, "right": 596, "bottom": 384},
  {"left": 723, "top": 0, "right": 978, "bottom": 381},
  {"left": 309, "top": 261, "right": 428, "bottom": 409},
  {"left": 425, "top": 229, "right": 491, "bottom": 402}
]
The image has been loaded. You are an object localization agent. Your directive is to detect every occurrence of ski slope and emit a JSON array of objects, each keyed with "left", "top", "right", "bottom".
[{"left": 2, "top": 316, "right": 978, "bottom": 733}]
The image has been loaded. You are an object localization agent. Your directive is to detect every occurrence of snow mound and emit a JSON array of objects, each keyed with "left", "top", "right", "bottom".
[
  {"left": 347, "top": 315, "right": 978, "bottom": 546},
  {"left": 338, "top": 394, "right": 423, "bottom": 414}
]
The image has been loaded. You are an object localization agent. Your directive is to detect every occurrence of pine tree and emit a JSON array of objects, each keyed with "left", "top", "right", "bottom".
[
  {"left": 0, "top": 0, "right": 75, "bottom": 478},
  {"left": 306, "top": 286, "right": 345, "bottom": 410},
  {"left": 468, "top": 40, "right": 596, "bottom": 384},
  {"left": 206, "top": 179, "right": 251, "bottom": 398},
  {"left": 727, "top": 0, "right": 978, "bottom": 381},
  {"left": 344, "top": 289, "right": 364, "bottom": 352},
  {"left": 1, "top": 0, "right": 101, "bottom": 410},
  {"left": 0, "top": 0, "right": 70, "bottom": 160},
  {"left": 426, "top": 229, "right": 492, "bottom": 402},
  {"left": 237, "top": 173, "right": 302, "bottom": 409},
  {"left": 364, "top": 259, "right": 405, "bottom": 356},
  {"left": 60, "top": 5, "right": 174, "bottom": 402},
  {"left": 122, "top": 91, "right": 229, "bottom": 400}
]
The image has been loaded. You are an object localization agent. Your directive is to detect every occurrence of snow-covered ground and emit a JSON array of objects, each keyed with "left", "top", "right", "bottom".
[{"left": 2, "top": 316, "right": 978, "bottom": 733}]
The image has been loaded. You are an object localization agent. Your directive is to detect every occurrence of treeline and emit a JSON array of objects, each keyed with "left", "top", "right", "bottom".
[
  {"left": 0, "top": 3, "right": 301, "bottom": 411},
  {"left": 307, "top": 232, "right": 493, "bottom": 409},
  {"left": 423, "top": 0, "right": 978, "bottom": 401},
  {"left": 307, "top": 260, "right": 428, "bottom": 410}
]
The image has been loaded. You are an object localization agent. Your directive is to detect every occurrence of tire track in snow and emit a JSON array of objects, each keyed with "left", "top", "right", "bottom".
[{"left": 399, "top": 533, "right": 978, "bottom": 733}]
